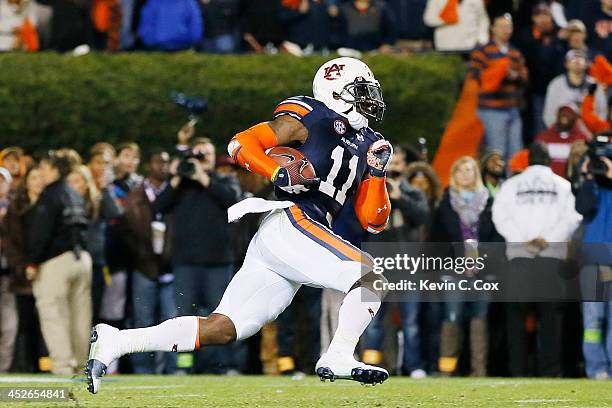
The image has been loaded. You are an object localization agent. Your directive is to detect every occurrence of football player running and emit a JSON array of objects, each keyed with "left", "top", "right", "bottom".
[{"left": 87, "top": 57, "right": 393, "bottom": 393}]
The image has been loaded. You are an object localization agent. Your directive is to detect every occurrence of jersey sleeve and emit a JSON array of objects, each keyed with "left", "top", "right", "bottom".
[{"left": 272, "top": 96, "right": 314, "bottom": 122}]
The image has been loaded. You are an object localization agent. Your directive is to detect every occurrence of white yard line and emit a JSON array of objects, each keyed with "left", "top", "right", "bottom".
[
  {"left": 0, "top": 377, "right": 79, "bottom": 383},
  {"left": 515, "top": 399, "right": 576, "bottom": 403}
]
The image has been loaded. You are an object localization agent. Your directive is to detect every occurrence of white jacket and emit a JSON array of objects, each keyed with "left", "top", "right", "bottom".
[
  {"left": 423, "top": 0, "right": 489, "bottom": 52},
  {"left": 0, "top": 0, "right": 37, "bottom": 51},
  {"left": 492, "top": 165, "right": 582, "bottom": 260}
]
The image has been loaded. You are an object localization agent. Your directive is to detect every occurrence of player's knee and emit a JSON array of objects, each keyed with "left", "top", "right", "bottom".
[
  {"left": 349, "top": 272, "right": 388, "bottom": 300},
  {"left": 203, "top": 314, "right": 237, "bottom": 345}
]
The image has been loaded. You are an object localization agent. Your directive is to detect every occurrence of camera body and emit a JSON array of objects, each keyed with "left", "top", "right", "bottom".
[
  {"left": 177, "top": 149, "right": 205, "bottom": 178},
  {"left": 587, "top": 133, "right": 612, "bottom": 177},
  {"left": 173, "top": 92, "right": 208, "bottom": 121}
]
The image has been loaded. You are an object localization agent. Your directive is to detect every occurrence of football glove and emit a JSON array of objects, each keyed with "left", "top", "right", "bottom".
[
  {"left": 272, "top": 166, "right": 320, "bottom": 194},
  {"left": 367, "top": 139, "right": 393, "bottom": 178}
]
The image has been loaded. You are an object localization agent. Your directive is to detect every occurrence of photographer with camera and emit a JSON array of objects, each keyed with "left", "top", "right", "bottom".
[
  {"left": 26, "top": 149, "right": 92, "bottom": 375},
  {"left": 152, "top": 136, "right": 242, "bottom": 374},
  {"left": 574, "top": 132, "right": 612, "bottom": 379}
]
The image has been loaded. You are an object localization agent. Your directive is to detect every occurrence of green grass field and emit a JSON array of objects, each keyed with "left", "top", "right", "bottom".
[{"left": 1, "top": 375, "right": 611, "bottom": 407}]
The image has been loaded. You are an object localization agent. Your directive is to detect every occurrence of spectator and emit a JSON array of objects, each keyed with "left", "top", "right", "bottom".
[
  {"left": 123, "top": 149, "right": 177, "bottom": 374},
  {"left": 0, "top": 147, "right": 25, "bottom": 190},
  {"left": 27, "top": 149, "right": 92, "bottom": 375},
  {"left": 87, "top": 142, "right": 116, "bottom": 190},
  {"left": 85, "top": 144, "right": 120, "bottom": 323},
  {"left": 278, "top": 0, "right": 335, "bottom": 53},
  {"left": 138, "top": 0, "right": 203, "bottom": 51},
  {"left": 119, "top": 0, "right": 146, "bottom": 50},
  {"left": 574, "top": 147, "right": 612, "bottom": 379},
  {"left": 0, "top": 166, "right": 17, "bottom": 372},
  {"left": 423, "top": 0, "right": 489, "bottom": 52},
  {"left": 336, "top": 0, "right": 396, "bottom": 52},
  {"left": 3, "top": 165, "right": 49, "bottom": 373},
  {"left": 200, "top": 0, "right": 241, "bottom": 53},
  {"left": 470, "top": 14, "right": 528, "bottom": 161},
  {"left": 0, "top": 0, "right": 39, "bottom": 51},
  {"left": 479, "top": 148, "right": 506, "bottom": 197},
  {"left": 557, "top": 19, "right": 601, "bottom": 67},
  {"left": 36, "top": 0, "right": 92, "bottom": 52},
  {"left": 492, "top": 143, "right": 582, "bottom": 376},
  {"left": 90, "top": 0, "right": 121, "bottom": 50},
  {"left": 431, "top": 156, "right": 501, "bottom": 376},
  {"left": 536, "top": 103, "right": 592, "bottom": 177},
  {"left": 509, "top": 148, "right": 530, "bottom": 175},
  {"left": 406, "top": 161, "right": 442, "bottom": 216},
  {"left": 583, "top": 0, "right": 612, "bottom": 60},
  {"left": 362, "top": 147, "right": 430, "bottom": 378},
  {"left": 567, "top": 139, "right": 589, "bottom": 181},
  {"left": 99, "top": 142, "right": 141, "bottom": 352},
  {"left": 69, "top": 163, "right": 121, "bottom": 323},
  {"left": 152, "top": 137, "right": 241, "bottom": 373},
  {"left": 240, "top": 0, "right": 285, "bottom": 52},
  {"left": 515, "top": 2, "right": 561, "bottom": 137},
  {"left": 543, "top": 49, "right": 608, "bottom": 128},
  {"left": 387, "top": 0, "right": 431, "bottom": 50}
]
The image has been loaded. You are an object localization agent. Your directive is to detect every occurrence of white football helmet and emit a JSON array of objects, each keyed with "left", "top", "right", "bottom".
[{"left": 312, "top": 57, "right": 386, "bottom": 122}]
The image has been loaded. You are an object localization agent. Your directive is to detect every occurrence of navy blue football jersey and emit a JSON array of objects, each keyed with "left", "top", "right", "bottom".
[{"left": 273, "top": 96, "right": 383, "bottom": 226}]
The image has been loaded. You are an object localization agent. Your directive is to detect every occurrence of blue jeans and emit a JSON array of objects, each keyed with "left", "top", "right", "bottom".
[
  {"left": 173, "top": 264, "right": 237, "bottom": 373},
  {"left": 200, "top": 33, "right": 239, "bottom": 54},
  {"left": 130, "top": 271, "right": 178, "bottom": 374},
  {"left": 478, "top": 107, "right": 523, "bottom": 162},
  {"left": 444, "top": 301, "right": 489, "bottom": 322},
  {"left": 531, "top": 94, "right": 546, "bottom": 138},
  {"left": 581, "top": 265, "right": 612, "bottom": 378},
  {"left": 363, "top": 303, "right": 423, "bottom": 373},
  {"left": 120, "top": 0, "right": 135, "bottom": 49}
]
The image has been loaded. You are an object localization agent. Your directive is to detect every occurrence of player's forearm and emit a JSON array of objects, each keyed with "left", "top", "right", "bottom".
[
  {"left": 227, "top": 122, "right": 281, "bottom": 181},
  {"left": 354, "top": 177, "right": 391, "bottom": 234}
]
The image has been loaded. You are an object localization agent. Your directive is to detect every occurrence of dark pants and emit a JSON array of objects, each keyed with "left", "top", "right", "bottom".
[
  {"left": 11, "top": 295, "right": 48, "bottom": 372},
  {"left": 91, "top": 264, "right": 105, "bottom": 324},
  {"left": 506, "top": 302, "right": 563, "bottom": 377},
  {"left": 130, "top": 271, "right": 178, "bottom": 374},
  {"left": 276, "top": 286, "right": 321, "bottom": 371},
  {"left": 173, "top": 264, "right": 237, "bottom": 373},
  {"left": 363, "top": 302, "right": 424, "bottom": 373}
]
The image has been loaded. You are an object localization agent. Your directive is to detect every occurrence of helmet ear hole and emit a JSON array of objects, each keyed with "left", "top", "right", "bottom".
[{"left": 332, "top": 92, "right": 341, "bottom": 100}]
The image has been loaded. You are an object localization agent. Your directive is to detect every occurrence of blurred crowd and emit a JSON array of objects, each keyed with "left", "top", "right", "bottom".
[
  {"left": 0, "top": 0, "right": 611, "bottom": 381},
  {"left": 0, "top": 115, "right": 610, "bottom": 379},
  {"left": 0, "top": 0, "right": 608, "bottom": 59}
]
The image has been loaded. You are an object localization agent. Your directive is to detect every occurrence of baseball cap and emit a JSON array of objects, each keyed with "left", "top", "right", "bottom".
[
  {"left": 532, "top": 2, "right": 551, "bottom": 15},
  {"left": 558, "top": 102, "right": 579, "bottom": 115},
  {"left": 565, "top": 49, "right": 587, "bottom": 61},
  {"left": 567, "top": 19, "right": 587, "bottom": 33}
]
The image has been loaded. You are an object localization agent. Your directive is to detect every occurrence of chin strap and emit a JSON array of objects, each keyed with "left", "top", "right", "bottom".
[{"left": 347, "top": 110, "right": 369, "bottom": 130}]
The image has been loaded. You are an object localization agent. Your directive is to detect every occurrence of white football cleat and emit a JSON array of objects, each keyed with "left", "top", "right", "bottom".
[
  {"left": 316, "top": 352, "right": 389, "bottom": 385},
  {"left": 86, "top": 324, "right": 121, "bottom": 394}
]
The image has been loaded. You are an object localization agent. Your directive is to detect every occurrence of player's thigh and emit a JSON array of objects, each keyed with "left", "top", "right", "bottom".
[
  {"left": 259, "top": 208, "right": 370, "bottom": 293},
  {"left": 214, "top": 255, "right": 300, "bottom": 341}
]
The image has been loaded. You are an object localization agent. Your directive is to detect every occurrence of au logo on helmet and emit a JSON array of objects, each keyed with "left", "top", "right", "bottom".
[{"left": 323, "top": 64, "right": 345, "bottom": 80}]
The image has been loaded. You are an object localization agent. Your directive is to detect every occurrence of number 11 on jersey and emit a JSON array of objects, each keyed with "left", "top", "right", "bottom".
[{"left": 319, "top": 146, "right": 359, "bottom": 205}]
